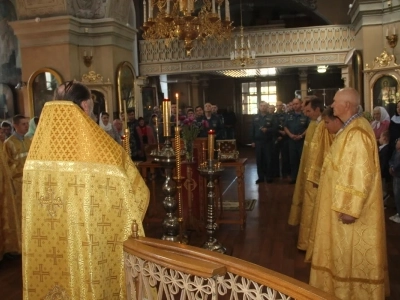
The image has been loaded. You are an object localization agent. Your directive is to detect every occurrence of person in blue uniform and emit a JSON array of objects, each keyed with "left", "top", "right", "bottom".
[
  {"left": 272, "top": 100, "right": 290, "bottom": 179},
  {"left": 284, "top": 98, "right": 309, "bottom": 184},
  {"left": 251, "top": 101, "right": 277, "bottom": 184}
]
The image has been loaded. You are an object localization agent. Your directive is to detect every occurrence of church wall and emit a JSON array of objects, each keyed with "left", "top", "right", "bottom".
[
  {"left": 207, "top": 78, "right": 235, "bottom": 110},
  {"left": 169, "top": 82, "right": 189, "bottom": 108},
  {"left": 277, "top": 74, "right": 300, "bottom": 104},
  {"left": 10, "top": 16, "right": 137, "bottom": 118},
  {"left": 316, "top": 0, "right": 352, "bottom": 25}
]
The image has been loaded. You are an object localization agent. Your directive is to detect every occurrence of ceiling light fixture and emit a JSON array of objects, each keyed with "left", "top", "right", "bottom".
[
  {"left": 142, "top": 0, "right": 233, "bottom": 56},
  {"left": 215, "top": 68, "right": 276, "bottom": 78},
  {"left": 230, "top": 0, "right": 255, "bottom": 67},
  {"left": 317, "top": 65, "right": 328, "bottom": 73}
]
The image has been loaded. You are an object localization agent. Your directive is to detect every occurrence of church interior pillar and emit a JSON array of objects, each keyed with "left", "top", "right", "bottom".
[{"left": 298, "top": 68, "right": 308, "bottom": 100}]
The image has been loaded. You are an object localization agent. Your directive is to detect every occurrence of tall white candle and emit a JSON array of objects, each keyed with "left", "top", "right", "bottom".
[
  {"left": 143, "top": 0, "right": 147, "bottom": 22},
  {"left": 218, "top": 5, "right": 221, "bottom": 18},
  {"left": 149, "top": 0, "right": 153, "bottom": 19},
  {"left": 226, "top": 0, "right": 230, "bottom": 21},
  {"left": 212, "top": 0, "right": 216, "bottom": 14},
  {"left": 167, "top": 0, "right": 170, "bottom": 14},
  {"left": 175, "top": 93, "right": 179, "bottom": 127}
]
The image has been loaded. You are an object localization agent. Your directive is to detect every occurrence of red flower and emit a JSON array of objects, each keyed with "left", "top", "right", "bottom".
[{"left": 202, "top": 120, "right": 209, "bottom": 128}]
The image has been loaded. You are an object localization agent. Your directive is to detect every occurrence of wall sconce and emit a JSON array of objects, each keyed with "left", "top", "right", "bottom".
[
  {"left": 15, "top": 81, "right": 27, "bottom": 89},
  {"left": 386, "top": 27, "right": 398, "bottom": 48},
  {"left": 83, "top": 50, "right": 93, "bottom": 68}
]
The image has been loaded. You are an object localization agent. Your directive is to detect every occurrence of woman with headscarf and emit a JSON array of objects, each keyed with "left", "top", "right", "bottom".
[
  {"left": 371, "top": 106, "right": 390, "bottom": 140},
  {"left": 25, "top": 116, "right": 39, "bottom": 138},
  {"left": 99, "top": 111, "right": 121, "bottom": 144}
]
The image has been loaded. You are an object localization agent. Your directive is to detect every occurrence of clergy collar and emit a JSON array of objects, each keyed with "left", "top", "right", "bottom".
[{"left": 12, "top": 131, "right": 25, "bottom": 141}]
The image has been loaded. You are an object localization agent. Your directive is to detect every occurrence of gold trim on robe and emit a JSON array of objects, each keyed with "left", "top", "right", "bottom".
[
  {"left": 22, "top": 101, "right": 150, "bottom": 299},
  {"left": 309, "top": 117, "right": 389, "bottom": 300},
  {"left": 288, "top": 120, "right": 317, "bottom": 226}
]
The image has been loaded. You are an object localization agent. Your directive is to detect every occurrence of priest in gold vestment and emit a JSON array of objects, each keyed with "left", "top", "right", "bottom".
[
  {"left": 287, "top": 98, "right": 320, "bottom": 227},
  {"left": 0, "top": 127, "right": 18, "bottom": 260},
  {"left": 310, "top": 88, "right": 389, "bottom": 299},
  {"left": 296, "top": 98, "right": 324, "bottom": 250},
  {"left": 22, "top": 100, "right": 149, "bottom": 299},
  {"left": 303, "top": 107, "right": 339, "bottom": 262},
  {"left": 3, "top": 115, "right": 31, "bottom": 255}
]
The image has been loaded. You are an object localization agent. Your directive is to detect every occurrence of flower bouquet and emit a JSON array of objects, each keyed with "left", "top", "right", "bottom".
[{"left": 180, "top": 117, "right": 208, "bottom": 162}]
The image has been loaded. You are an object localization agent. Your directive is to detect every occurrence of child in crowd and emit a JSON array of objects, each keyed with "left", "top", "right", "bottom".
[
  {"left": 378, "top": 131, "right": 391, "bottom": 204},
  {"left": 389, "top": 138, "right": 400, "bottom": 223}
]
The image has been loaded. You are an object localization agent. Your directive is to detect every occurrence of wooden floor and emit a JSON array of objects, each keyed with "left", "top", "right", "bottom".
[{"left": 1, "top": 146, "right": 399, "bottom": 299}]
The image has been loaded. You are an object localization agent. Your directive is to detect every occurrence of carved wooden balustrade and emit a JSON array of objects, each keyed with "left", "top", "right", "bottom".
[
  {"left": 139, "top": 25, "right": 355, "bottom": 75},
  {"left": 124, "top": 229, "right": 337, "bottom": 300}
]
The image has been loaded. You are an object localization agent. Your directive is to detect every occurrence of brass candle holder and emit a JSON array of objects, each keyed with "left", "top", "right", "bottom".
[
  {"left": 386, "top": 33, "right": 398, "bottom": 49},
  {"left": 151, "top": 136, "right": 179, "bottom": 242},
  {"left": 174, "top": 126, "right": 187, "bottom": 244},
  {"left": 83, "top": 50, "right": 93, "bottom": 68},
  {"left": 198, "top": 132, "right": 226, "bottom": 254}
]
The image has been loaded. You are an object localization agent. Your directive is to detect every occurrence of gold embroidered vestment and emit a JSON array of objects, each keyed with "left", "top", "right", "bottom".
[
  {"left": 288, "top": 119, "right": 317, "bottom": 226},
  {"left": 298, "top": 121, "right": 334, "bottom": 252},
  {"left": 309, "top": 117, "right": 389, "bottom": 299},
  {"left": 22, "top": 101, "right": 149, "bottom": 299}
]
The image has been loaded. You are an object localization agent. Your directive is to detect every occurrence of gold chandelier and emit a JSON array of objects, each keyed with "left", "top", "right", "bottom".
[
  {"left": 230, "top": 0, "right": 255, "bottom": 67},
  {"left": 142, "top": 0, "right": 233, "bottom": 56}
]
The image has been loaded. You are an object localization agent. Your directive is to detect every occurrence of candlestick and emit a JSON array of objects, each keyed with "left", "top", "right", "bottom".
[
  {"left": 162, "top": 99, "right": 171, "bottom": 137},
  {"left": 226, "top": 0, "right": 230, "bottom": 21},
  {"left": 175, "top": 127, "right": 181, "bottom": 179},
  {"left": 175, "top": 93, "right": 179, "bottom": 127},
  {"left": 202, "top": 142, "right": 206, "bottom": 164},
  {"left": 149, "top": 0, "right": 153, "bottom": 19},
  {"left": 208, "top": 130, "right": 215, "bottom": 161},
  {"left": 155, "top": 116, "right": 160, "bottom": 151},
  {"left": 123, "top": 100, "right": 128, "bottom": 130},
  {"left": 143, "top": 0, "right": 147, "bottom": 22}
]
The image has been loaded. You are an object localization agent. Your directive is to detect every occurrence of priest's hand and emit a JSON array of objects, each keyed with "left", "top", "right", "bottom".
[{"left": 338, "top": 213, "right": 356, "bottom": 224}]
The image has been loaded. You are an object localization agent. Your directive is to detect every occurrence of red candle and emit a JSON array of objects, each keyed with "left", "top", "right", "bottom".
[{"left": 208, "top": 129, "right": 215, "bottom": 160}]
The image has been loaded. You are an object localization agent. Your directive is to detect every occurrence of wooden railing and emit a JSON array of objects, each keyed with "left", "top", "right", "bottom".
[{"left": 124, "top": 224, "right": 337, "bottom": 300}]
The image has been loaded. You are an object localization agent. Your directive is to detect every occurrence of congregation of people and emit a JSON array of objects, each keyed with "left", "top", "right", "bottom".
[{"left": 0, "top": 79, "right": 397, "bottom": 299}]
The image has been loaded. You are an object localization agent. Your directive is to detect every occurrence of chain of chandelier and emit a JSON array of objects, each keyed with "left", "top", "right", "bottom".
[{"left": 142, "top": 0, "right": 234, "bottom": 56}]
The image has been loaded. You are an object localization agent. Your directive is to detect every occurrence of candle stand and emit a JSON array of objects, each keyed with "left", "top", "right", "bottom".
[
  {"left": 151, "top": 137, "right": 179, "bottom": 242},
  {"left": 198, "top": 159, "right": 226, "bottom": 253}
]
